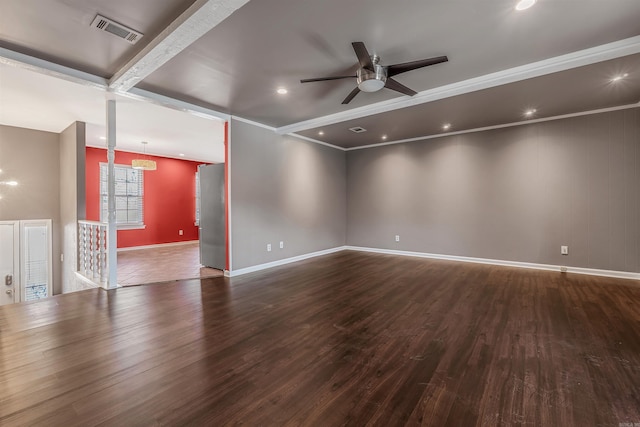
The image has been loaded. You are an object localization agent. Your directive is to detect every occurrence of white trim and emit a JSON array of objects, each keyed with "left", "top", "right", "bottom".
[
  {"left": 226, "top": 120, "right": 233, "bottom": 271},
  {"left": 288, "top": 133, "right": 346, "bottom": 151},
  {"left": 124, "top": 88, "right": 229, "bottom": 121},
  {"left": 227, "top": 246, "right": 347, "bottom": 277},
  {"left": 224, "top": 269, "right": 231, "bottom": 277},
  {"left": 116, "top": 240, "right": 199, "bottom": 252},
  {"left": 346, "top": 103, "right": 640, "bottom": 151},
  {"left": 117, "top": 224, "right": 146, "bottom": 230},
  {"left": 276, "top": 36, "right": 640, "bottom": 135},
  {"left": 230, "top": 116, "right": 346, "bottom": 151},
  {"left": 0, "top": 221, "right": 21, "bottom": 304},
  {"left": 231, "top": 115, "right": 277, "bottom": 131},
  {"left": 345, "top": 246, "right": 640, "bottom": 281}
]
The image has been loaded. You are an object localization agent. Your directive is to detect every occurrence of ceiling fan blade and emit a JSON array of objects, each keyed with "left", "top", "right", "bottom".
[
  {"left": 300, "top": 75, "right": 356, "bottom": 83},
  {"left": 387, "top": 56, "right": 448, "bottom": 77},
  {"left": 342, "top": 87, "right": 361, "bottom": 104},
  {"left": 352, "top": 42, "right": 373, "bottom": 70},
  {"left": 384, "top": 78, "right": 417, "bottom": 96}
]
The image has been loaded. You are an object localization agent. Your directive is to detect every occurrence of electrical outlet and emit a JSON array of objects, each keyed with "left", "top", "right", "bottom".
[
  {"left": 179, "top": 229, "right": 183, "bottom": 236},
  {"left": 561, "top": 245, "right": 568, "bottom": 255},
  {"left": 395, "top": 235, "right": 400, "bottom": 242},
  {"left": 267, "top": 243, "right": 272, "bottom": 252},
  {"left": 560, "top": 266, "right": 568, "bottom": 273},
  {"left": 279, "top": 241, "right": 284, "bottom": 249}
]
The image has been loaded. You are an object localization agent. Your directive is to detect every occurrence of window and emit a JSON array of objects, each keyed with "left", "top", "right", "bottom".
[{"left": 100, "top": 163, "right": 144, "bottom": 228}]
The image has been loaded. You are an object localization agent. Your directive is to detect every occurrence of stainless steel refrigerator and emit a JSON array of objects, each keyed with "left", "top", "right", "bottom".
[{"left": 198, "top": 164, "right": 225, "bottom": 270}]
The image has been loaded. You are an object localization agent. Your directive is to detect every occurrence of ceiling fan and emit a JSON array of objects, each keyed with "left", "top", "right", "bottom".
[{"left": 300, "top": 42, "right": 448, "bottom": 104}]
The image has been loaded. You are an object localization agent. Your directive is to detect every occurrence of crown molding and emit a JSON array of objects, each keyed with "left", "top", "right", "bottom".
[
  {"left": 288, "top": 133, "right": 346, "bottom": 151},
  {"left": 276, "top": 35, "right": 640, "bottom": 135},
  {"left": 346, "top": 103, "right": 640, "bottom": 151},
  {"left": 124, "top": 88, "right": 229, "bottom": 121},
  {"left": 231, "top": 115, "right": 277, "bottom": 131}
]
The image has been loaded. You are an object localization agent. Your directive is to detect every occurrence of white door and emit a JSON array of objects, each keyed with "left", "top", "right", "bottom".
[
  {"left": 21, "top": 220, "right": 52, "bottom": 301},
  {"left": 0, "top": 222, "right": 20, "bottom": 305}
]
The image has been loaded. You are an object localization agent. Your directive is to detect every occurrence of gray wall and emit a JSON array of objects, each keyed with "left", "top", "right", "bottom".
[
  {"left": 230, "top": 119, "right": 346, "bottom": 270},
  {"left": 59, "top": 122, "right": 86, "bottom": 293},
  {"left": 0, "top": 125, "right": 62, "bottom": 293},
  {"left": 347, "top": 108, "right": 640, "bottom": 273}
]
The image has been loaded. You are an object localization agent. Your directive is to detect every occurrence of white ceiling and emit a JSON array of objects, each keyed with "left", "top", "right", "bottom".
[
  {"left": 0, "top": 0, "right": 639, "bottom": 151},
  {"left": 0, "top": 62, "right": 225, "bottom": 162}
]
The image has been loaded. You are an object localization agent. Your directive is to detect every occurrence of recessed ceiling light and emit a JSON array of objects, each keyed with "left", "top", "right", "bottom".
[
  {"left": 1, "top": 181, "right": 18, "bottom": 186},
  {"left": 99, "top": 136, "right": 106, "bottom": 140},
  {"left": 381, "top": 135, "right": 388, "bottom": 140},
  {"left": 318, "top": 131, "right": 324, "bottom": 136},
  {"left": 442, "top": 123, "right": 451, "bottom": 131},
  {"left": 515, "top": 0, "right": 536, "bottom": 11},
  {"left": 525, "top": 108, "right": 537, "bottom": 117},
  {"left": 179, "top": 153, "right": 185, "bottom": 157},
  {"left": 277, "top": 88, "right": 288, "bottom": 95},
  {"left": 611, "top": 73, "right": 629, "bottom": 82}
]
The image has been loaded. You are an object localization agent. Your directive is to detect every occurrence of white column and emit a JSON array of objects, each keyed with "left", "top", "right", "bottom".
[{"left": 106, "top": 98, "right": 118, "bottom": 289}]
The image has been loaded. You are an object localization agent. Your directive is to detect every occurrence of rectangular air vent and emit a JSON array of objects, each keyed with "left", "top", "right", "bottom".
[
  {"left": 349, "top": 126, "right": 367, "bottom": 133},
  {"left": 91, "top": 15, "right": 143, "bottom": 44}
]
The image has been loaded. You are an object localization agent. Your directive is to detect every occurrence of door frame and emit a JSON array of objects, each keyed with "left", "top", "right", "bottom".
[{"left": 0, "top": 220, "right": 21, "bottom": 304}]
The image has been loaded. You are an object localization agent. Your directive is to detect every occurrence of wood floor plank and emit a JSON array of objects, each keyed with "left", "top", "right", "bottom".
[{"left": 1, "top": 251, "right": 640, "bottom": 426}]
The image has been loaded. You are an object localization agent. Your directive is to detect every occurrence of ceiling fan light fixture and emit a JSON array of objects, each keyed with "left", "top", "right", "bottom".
[
  {"left": 357, "top": 66, "right": 387, "bottom": 92},
  {"left": 515, "top": 0, "right": 536, "bottom": 11}
]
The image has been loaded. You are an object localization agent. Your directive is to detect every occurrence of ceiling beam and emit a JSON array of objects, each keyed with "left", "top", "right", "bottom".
[
  {"left": 276, "top": 35, "right": 640, "bottom": 135},
  {"left": 0, "top": 46, "right": 107, "bottom": 89},
  {"left": 109, "top": 0, "right": 250, "bottom": 92},
  {"left": 0, "top": 46, "right": 229, "bottom": 122}
]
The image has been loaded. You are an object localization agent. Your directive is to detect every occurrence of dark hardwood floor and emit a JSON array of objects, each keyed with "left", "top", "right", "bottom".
[{"left": 1, "top": 251, "right": 639, "bottom": 426}]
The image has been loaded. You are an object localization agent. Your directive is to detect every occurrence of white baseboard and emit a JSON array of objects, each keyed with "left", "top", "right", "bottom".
[
  {"left": 345, "top": 246, "right": 640, "bottom": 281},
  {"left": 227, "top": 246, "right": 347, "bottom": 277},
  {"left": 117, "top": 240, "right": 199, "bottom": 252}
]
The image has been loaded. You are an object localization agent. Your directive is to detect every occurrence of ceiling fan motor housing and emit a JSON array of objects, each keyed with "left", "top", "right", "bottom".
[{"left": 357, "top": 64, "right": 387, "bottom": 92}]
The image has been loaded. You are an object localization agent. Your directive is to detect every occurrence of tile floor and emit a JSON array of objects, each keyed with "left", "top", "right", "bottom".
[{"left": 116, "top": 242, "right": 223, "bottom": 286}]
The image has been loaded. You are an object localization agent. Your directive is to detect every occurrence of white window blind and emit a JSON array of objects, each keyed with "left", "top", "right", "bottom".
[
  {"left": 100, "top": 163, "right": 144, "bottom": 226},
  {"left": 23, "top": 223, "right": 49, "bottom": 301}
]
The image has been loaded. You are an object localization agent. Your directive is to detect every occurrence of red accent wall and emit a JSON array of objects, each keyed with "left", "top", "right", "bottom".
[{"left": 86, "top": 147, "right": 206, "bottom": 248}]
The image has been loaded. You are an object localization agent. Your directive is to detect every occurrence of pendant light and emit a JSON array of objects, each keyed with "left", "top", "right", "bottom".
[{"left": 132, "top": 141, "right": 157, "bottom": 171}]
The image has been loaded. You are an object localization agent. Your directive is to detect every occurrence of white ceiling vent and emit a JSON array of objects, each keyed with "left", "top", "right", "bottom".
[
  {"left": 349, "top": 126, "right": 367, "bottom": 133},
  {"left": 91, "top": 15, "right": 143, "bottom": 44}
]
